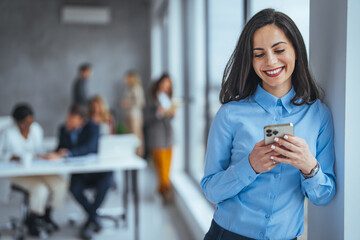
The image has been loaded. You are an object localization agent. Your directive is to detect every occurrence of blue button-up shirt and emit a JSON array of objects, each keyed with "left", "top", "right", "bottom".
[{"left": 201, "top": 85, "right": 336, "bottom": 240}]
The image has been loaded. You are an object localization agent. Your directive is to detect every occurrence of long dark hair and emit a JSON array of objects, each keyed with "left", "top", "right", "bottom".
[
  {"left": 151, "top": 73, "right": 173, "bottom": 101},
  {"left": 220, "top": 8, "right": 320, "bottom": 105}
]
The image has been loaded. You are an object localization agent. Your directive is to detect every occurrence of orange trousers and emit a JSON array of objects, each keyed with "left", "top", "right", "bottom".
[{"left": 151, "top": 148, "right": 173, "bottom": 194}]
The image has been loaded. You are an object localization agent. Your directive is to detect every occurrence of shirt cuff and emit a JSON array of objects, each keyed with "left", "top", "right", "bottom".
[
  {"left": 301, "top": 163, "right": 326, "bottom": 190},
  {"left": 231, "top": 154, "right": 258, "bottom": 186}
]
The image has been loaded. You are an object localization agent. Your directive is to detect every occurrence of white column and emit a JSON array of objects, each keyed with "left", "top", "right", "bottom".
[{"left": 309, "top": 0, "right": 360, "bottom": 239}]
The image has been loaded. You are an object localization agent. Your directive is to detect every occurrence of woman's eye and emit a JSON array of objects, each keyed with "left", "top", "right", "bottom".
[
  {"left": 275, "top": 49, "right": 285, "bottom": 54},
  {"left": 254, "top": 53, "right": 264, "bottom": 58}
]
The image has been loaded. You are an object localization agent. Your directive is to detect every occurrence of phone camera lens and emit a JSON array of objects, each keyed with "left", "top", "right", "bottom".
[
  {"left": 273, "top": 131, "right": 279, "bottom": 135},
  {"left": 266, "top": 133, "right": 272, "bottom": 137},
  {"left": 266, "top": 129, "right": 272, "bottom": 133}
]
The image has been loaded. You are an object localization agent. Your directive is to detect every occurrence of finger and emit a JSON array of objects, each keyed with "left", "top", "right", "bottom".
[
  {"left": 282, "top": 135, "right": 304, "bottom": 147},
  {"left": 263, "top": 144, "right": 277, "bottom": 154},
  {"left": 256, "top": 139, "right": 266, "bottom": 147},
  {"left": 271, "top": 145, "right": 297, "bottom": 159},
  {"left": 274, "top": 137, "right": 298, "bottom": 152},
  {"left": 270, "top": 155, "right": 293, "bottom": 165},
  {"left": 267, "top": 156, "right": 280, "bottom": 167}
]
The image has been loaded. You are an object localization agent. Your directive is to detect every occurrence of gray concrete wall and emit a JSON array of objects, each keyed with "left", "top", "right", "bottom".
[{"left": 0, "top": 0, "right": 151, "bottom": 136}]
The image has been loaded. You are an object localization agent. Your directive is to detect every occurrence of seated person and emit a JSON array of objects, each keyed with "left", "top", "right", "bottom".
[
  {"left": 44, "top": 105, "right": 113, "bottom": 240},
  {"left": 89, "top": 95, "right": 115, "bottom": 135},
  {"left": 0, "top": 103, "right": 67, "bottom": 236}
]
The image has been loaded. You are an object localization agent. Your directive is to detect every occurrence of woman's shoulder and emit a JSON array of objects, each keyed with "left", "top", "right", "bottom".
[
  {"left": 310, "top": 99, "right": 331, "bottom": 113},
  {"left": 308, "top": 99, "right": 332, "bottom": 123},
  {"left": 30, "top": 122, "right": 43, "bottom": 133}
]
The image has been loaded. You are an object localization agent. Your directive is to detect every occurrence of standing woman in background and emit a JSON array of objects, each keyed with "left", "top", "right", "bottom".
[
  {"left": 89, "top": 95, "right": 115, "bottom": 135},
  {"left": 201, "top": 9, "right": 335, "bottom": 240},
  {"left": 147, "top": 73, "right": 176, "bottom": 204},
  {"left": 121, "top": 71, "right": 146, "bottom": 157}
]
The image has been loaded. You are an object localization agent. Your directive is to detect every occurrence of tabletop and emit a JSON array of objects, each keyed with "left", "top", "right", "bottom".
[{"left": 0, "top": 154, "right": 147, "bottom": 178}]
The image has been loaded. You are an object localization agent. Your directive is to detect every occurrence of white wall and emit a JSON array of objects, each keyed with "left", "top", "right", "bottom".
[{"left": 309, "top": 0, "right": 360, "bottom": 239}]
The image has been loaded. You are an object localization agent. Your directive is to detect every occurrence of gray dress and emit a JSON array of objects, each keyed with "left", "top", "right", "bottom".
[{"left": 146, "top": 100, "right": 173, "bottom": 149}]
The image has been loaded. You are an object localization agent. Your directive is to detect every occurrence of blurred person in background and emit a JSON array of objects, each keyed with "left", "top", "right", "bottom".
[
  {"left": 120, "top": 71, "right": 145, "bottom": 156},
  {"left": 0, "top": 103, "right": 67, "bottom": 236},
  {"left": 43, "top": 105, "right": 113, "bottom": 240},
  {"left": 147, "top": 73, "right": 177, "bottom": 204},
  {"left": 89, "top": 95, "right": 115, "bottom": 135},
  {"left": 73, "top": 63, "right": 92, "bottom": 108}
]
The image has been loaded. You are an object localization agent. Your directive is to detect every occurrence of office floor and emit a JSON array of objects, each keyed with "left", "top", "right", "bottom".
[{"left": 0, "top": 166, "right": 194, "bottom": 240}]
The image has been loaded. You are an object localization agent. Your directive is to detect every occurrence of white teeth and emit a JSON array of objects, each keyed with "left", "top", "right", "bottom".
[{"left": 266, "top": 67, "right": 282, "bottom": 75}]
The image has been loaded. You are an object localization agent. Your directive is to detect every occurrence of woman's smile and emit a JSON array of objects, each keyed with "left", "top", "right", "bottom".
[{"left": 263, "top": 66, "right": 285, "bottom": 77}]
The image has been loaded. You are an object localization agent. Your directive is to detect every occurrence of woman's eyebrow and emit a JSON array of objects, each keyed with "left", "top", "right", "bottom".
[{"left": 253, "top": 41, "right": 287, "bottom": 51}]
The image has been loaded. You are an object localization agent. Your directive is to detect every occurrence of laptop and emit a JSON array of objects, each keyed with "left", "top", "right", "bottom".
[{"left": 98, "top": 134, "right": 140, "bottom": 160}]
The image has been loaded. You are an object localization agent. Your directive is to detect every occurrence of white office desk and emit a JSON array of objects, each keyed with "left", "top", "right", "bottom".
[
  {"left": 0, "top": 155, "right": 146, "bottom": 177},
  {"left": 0, "top": 154, "right": 147, "bottom": 240}
]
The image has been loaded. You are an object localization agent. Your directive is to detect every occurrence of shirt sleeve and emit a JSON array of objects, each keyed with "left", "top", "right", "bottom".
[
  {"left": 200, "top": 105, "right": 258, "bottom": 204},
  {"left": 301, "top": 104, "right": 336, "bottom": 206},
  {"left": 34, "top": 123, "right": 45, "bottom": 155}
]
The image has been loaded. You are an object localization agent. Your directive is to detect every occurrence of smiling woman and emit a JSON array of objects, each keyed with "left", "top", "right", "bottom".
[{"left": 201, "top": 8, "right": 335, "bottom": 240}]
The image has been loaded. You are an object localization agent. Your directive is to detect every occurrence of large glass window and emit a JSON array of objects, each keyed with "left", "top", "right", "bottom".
[{"left": 186, "top": 0, "right": 244, "bottom": 182}]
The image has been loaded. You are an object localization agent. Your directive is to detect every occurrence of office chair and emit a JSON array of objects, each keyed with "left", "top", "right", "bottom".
[
  {"left": 0, "top": 186, "right": 48, "bottom": 240},
  {"left": 68, "top": 173, "right": 127, "bottom": 229},
  {"left": 0, "top": 185, "right": 28, "bottom": 240}
]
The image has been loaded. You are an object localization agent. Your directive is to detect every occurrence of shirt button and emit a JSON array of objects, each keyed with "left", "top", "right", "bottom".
[
  {"left": 274, "top": 173, "right": 280, "bottom": 178},
  {"left": 265, "top": 214, "right": 270, "bottom": 219},
  {"left": 269, "top": 193, "right": 275, "bottom": 199},
  {"left": 259, "top": 232, "right": 264, "bottom": 238}
]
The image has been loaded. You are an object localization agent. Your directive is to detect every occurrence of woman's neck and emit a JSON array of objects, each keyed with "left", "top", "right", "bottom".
[
  {"left": 262, "top": 82, "right": 292, "bottom": 98},
  {"left": 20, "top": 130, "right": 29, "bottom": 139}
]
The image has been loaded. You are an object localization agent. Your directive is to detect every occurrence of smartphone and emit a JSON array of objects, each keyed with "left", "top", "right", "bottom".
[{"left": 264, "top": 123, "right": 294, "bottom": 145}]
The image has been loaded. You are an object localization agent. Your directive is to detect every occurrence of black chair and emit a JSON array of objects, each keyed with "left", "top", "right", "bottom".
[
  {"left": 0, "top": 185, "right": 28, "bottom": 240},
  {"left": 0, "top": 185, "right": 48, "bottom": 240}
]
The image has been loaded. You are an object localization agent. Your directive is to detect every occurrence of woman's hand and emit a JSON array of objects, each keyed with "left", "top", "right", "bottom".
[
  {"left": 249, "top": 140, "right": 279, "bottom": 173},
  {"left": 270, "top": 135, "right": 317, "bottom": 174}
]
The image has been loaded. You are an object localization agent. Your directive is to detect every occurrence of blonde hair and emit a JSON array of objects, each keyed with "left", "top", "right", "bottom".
[
  {"left": 89, "top": 95, "right": 111, "bottom": 122},
  {"left": 125, "top": 71, "right": 142, "bottom": 87}
]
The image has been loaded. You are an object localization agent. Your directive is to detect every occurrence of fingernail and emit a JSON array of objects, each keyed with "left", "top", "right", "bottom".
[
  {"left": 274, "top": 137, "right": 279, "bottom": 142},
  {"left": 284, "top": 135, "right": 288, "bottom": 140},
  {"left": 270, "top": 156, "right": 274, "bottom": 160},
  {"left": 271, "top": 145, "right": 275, "bottom": 149}
]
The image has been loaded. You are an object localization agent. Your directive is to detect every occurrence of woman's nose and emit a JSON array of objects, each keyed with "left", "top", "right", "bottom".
[{"left": 266, "top": 53, "right": 277, "bottom": 66}]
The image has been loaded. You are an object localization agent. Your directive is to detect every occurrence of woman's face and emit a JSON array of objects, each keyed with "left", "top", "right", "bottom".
[
  {"left": 17, "top": 115, "right": 33, "bottom": 134},
  {"left": 125, "top": 75, "right": 134, "bottom": 86},
  {"left": 159, "top": 78, "right": 172, "bottom": 94},
  {"left": 91, "top": 101, "right": 102, "bottom": 114},
  {"left": 252, "top": 24, "right": 296, "bottom": 95}
]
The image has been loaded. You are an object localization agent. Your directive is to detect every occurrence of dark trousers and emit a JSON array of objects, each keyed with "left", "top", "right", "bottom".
[
  {"left": 204, "top": 219, "right": 297, "bottom": 240},
  {"left": 70, "top": 172, "right": 113, "bottom": 222}
]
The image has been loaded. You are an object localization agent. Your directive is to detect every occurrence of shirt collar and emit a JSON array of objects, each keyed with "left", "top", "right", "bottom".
[{"left": 253, "top": 84, "right": 296, "bottom": 113}]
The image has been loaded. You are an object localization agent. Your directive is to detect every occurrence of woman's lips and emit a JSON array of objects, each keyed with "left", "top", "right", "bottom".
[{"left": 263, "top": 67, "right": 284, "bottom": 77}]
